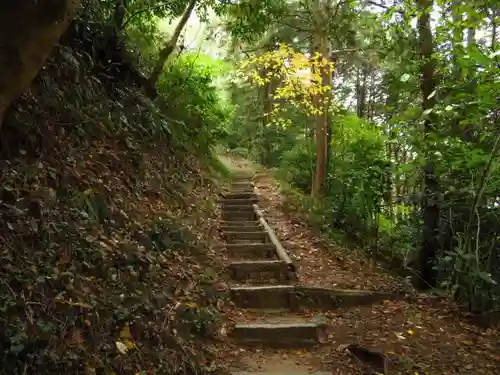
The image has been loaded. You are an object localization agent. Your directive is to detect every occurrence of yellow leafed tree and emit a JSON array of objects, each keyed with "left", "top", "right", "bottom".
[{"left": 239, "top": 43, "right": 333, "bottom": 195}]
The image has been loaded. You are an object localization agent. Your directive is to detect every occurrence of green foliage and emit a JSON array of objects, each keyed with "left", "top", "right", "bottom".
[
  {"left": 223, "top": 0, "right": 500, "bottom": 315},
  {"left": 156, "top": 51, "right": 233, "bottom": 156},
  {"left": 279, "top": 114, "right": 389, "bottom": 240}
]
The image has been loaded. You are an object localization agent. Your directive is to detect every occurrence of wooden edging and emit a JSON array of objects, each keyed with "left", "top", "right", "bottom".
[{"left": 253, "top": 204, "right": 296, "bottom": 275}]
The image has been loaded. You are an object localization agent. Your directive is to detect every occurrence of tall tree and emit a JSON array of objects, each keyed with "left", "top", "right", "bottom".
[
  {"left": 416, "top": 0, "right": 440, "bottom": 288},
  {"left": 310, "top": 0, "right": 333, "bottom": 197}
]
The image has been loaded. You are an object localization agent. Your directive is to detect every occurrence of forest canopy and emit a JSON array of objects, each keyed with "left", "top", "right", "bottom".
[{"left": 0, "top": 2, "right": 499, "bottom": 374}]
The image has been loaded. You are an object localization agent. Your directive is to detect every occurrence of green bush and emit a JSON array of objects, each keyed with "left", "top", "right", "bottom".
[
  {"left": 156, "top": 52, "right": 233, "bottom": 157},
  {"left": 279, "top": 142, "right": 314, "bottom": 192}
]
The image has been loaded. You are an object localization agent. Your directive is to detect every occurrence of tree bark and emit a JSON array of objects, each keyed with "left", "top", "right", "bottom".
[
  {"left": 148, "top": 0, "right": 198, "bottom": 86},
  {"left": 311, "top": 34, "right": 332, "bottom": 197},
  {"left": 416, "top": 0, "right": 440, "bottom": 288},
  {"left": 310, "top": 0, "right": 332, "bottom": 198},
  {"left": 356, "top": 65, "right": 367, "bottom": 118},
  {"left": 113, "top": 0, "right": 128, "bottom": 32},
  {"left": 0, "top": 0, "right": 81, "bottom": 126}
]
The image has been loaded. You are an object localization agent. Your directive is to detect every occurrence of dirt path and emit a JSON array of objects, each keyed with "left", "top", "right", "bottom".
[{"left": 212, "top": 155, "right": 500, "bottom": 375}]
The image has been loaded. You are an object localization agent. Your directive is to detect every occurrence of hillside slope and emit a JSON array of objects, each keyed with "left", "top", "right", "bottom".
[{"left": 0, "top": 21, "right": 228, "bottom": 375}]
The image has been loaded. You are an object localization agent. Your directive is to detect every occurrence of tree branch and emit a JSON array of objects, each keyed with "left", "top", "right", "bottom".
[{"left": 363, "top": 0, "right": 405, "bottom": 15}]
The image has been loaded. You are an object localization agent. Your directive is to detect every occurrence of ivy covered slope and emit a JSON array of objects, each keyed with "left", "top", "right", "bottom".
[{"left": 0, "top": 8, "right": 231, "bottom": 375}]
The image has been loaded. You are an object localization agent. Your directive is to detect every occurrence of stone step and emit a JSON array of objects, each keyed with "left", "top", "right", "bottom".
[
  {"left": 230, "top": 285, "right": 404, "bottom": 309},
  {"left": 220, "top": 224, "right": 262, "bottom": 233},
  {"left": 230, "top": 285, "right": 294, "bottom": 309},
  {"left": 223, "top": 192, "right": 256, "bottom": 200},
  {"left": 232, "top": 321, "right": 329, "bottom": 346},
  {"left": 222, "top": 211, "right": 256, "bottom": 221},
  {"left": 222, "top": 204, "right": 255, "bottom": 212},
  {"left": 220, "top": 220, "right": 260, "bottom": 226},
  {"left": 219, "top": 198, "right": 258, "bottom": 206},
  {"left": 231, "top": 182, "right": 254, "bottom": 188},
  {"left": 226, "top": 243, "right": 276, "bottom": 259},
  {"left": 227, "top": 260, "right": 290, "bottom": 282},
  {"left": 232, "top": 179, "right": 253, "bottom": 184},
  {"left": 230, "top": 188, "right": 254, "bottom": 193},
  {"left": 225, "top": 231, "right": 269, "bottom": 243},
  {"left": 232, "top": 373, "right": 331, "bottom": 375},
  {"left": 228, "top": 187, "right": 254, "bottom": 193}
]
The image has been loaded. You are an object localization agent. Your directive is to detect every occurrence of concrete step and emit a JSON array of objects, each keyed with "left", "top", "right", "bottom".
[
  {"left": 221, "top": 225, "right": 262, "bottom": 233},
  {"left": 220, "top": 220, "right": 260, "bottom": 227},
  {"left": 225, "top": 231, "right": 269, "bottom": 243},
  {"left": 223, "top": 192, "right": 256, "bottom": 200},
  {"left": 230, "top": 285, "right": 294, "bottom": 309},
  {"left": 231, "top": 181, "right": 254, "bottom": 188},
  {"left": 222, "top": 210, "right": 256, "bottom": 221},
  {"left": 222, "top": 204, "right": 255, "bottom": 212},
  {"left": 232, "top": 373, "right": 331, "bottom": 375},
  {"left": 232, "top": 321, "right": 329, "bottom": 346},
  {"left": 219, "top": 198, "right": 258, "bottom": 206},
  {"left": 229, "top": 188, "right": 254, "bottom": 193},
  {"left": 226, "top": 243, "right": 276, "bottom": 259},
  {"left": 227, "top": 260, "right": 290, "bottom": 283},
  {"left": 230, "top": 284, "right": 404, "bottom": 309}
]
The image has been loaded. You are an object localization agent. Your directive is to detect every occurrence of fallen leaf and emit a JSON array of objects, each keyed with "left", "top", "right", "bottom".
[
  {"left": 116, "top": 341, "right": 128, "bottom": 354},
  {"left": 124, "top": 339, "right": 136, "bottom": 350}
]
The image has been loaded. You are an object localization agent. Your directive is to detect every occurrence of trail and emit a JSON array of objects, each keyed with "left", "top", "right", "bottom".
[{"left": 213, "top": 155, "right": 500, "bottom": 375}]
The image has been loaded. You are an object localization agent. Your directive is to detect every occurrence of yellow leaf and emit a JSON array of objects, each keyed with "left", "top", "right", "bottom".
[
  {"left": 185, "top": 302, "right": 198, "bottom": 309},
  {"left": 124, "top": 339, "right": 136, "bottom": 350},
  {"left": 407, "top": 329, "right": 415, "bottom": 335},
  {"left": 120, "top": 326, "right": 132, "bottom": 339}
]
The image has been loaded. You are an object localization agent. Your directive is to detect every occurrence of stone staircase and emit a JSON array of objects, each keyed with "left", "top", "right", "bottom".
[{"left": 219, "top": 174, "right": 401, "bottom": 374}]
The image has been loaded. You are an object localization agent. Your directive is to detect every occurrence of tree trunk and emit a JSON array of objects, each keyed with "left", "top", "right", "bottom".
[
  {"left": 356, "top": 67, "right": 363, "bottom": 117},
  {"left": 113, "top": 0, "right": 128, "bottom": 32},
  {"left": 260, "top": 67, "right": 273, "bottom": 164},
  {"left": 0, "top": 0, "right": 81, "bottom": 126},
  {"left": 262, "top": 67, "right": 273, "bottom": 126},
  {"left": 311, "top": 35, "right": 332, "bottom": 197},
  {"left": 416, "top": 0, "right": 440, "bottom": 288},
  {"left": 384, "top": 74, "right": 399, "bottom": 218},
  {"left": 148, "top": 0, "right": 197, "bottom": 86}
]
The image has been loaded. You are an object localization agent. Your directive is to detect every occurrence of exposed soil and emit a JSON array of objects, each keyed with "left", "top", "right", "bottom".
[{"left": 212, "top": 155, "right": 500, "bottom": 375}]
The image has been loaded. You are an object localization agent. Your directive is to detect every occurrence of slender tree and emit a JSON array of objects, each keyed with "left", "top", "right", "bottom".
[{"left": 149, "top": 0, "right": 198, "bottom": 86}]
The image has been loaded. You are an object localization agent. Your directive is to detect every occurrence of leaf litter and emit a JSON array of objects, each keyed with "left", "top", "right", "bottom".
[
  {"left": 212, "top": 162, "right": 500, "bottom": 375},
  {"left": 0, "top": 132, "right": 230, "bottom": 374}
]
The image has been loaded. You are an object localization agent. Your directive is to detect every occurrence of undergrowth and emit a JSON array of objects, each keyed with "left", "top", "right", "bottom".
[{"left": 0, "top": 19, "right": 229, "bottom": 375}]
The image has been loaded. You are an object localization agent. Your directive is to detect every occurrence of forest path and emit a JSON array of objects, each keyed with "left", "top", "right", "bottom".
[{"left": 213, "top": 155, "right": 500, "bottom": 375}]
